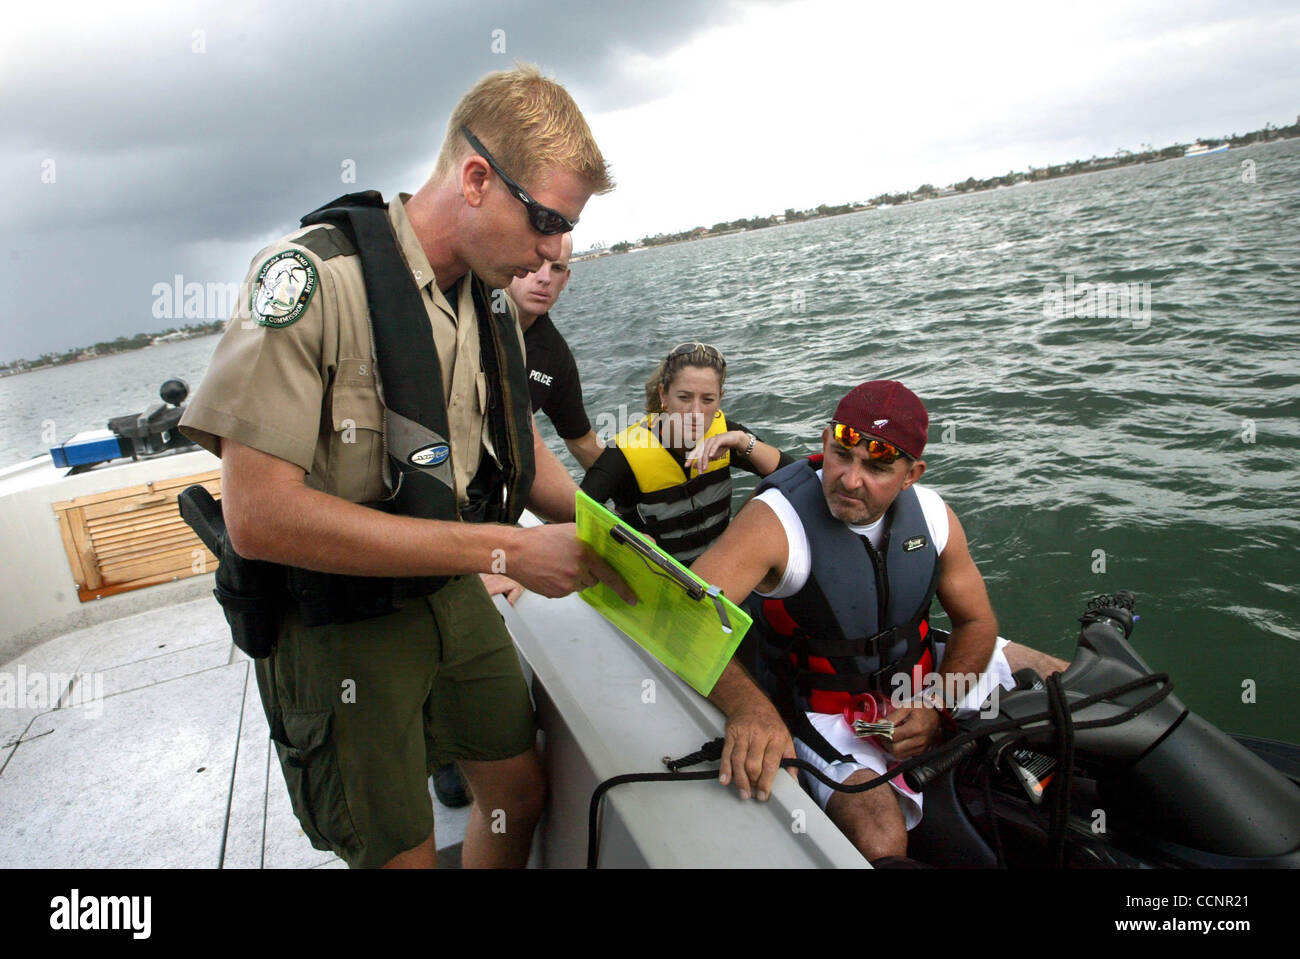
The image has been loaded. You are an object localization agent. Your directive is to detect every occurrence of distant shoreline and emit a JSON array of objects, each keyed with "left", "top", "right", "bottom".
[
  {"left": 574, "top": 123, "right": 1299, "bottom": 261},
  {"left": 1, "top": 329, "right": 222, "bottom": 379}
]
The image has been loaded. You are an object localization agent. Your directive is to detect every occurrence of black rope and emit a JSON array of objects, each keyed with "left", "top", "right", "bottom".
[
  {"left": 981, "top": 741, "right": 1011, "bottom": 868},
  {"left": 586, "top": 745, "right": 939, "bottom": 869},
  {"left": 585, "top": 670, "right": 1174, "bottom": 868},
  {"left": 662, "top": 739, "right": 725, "bottom": 771},
  {"left": 1045, "top": 671, "right": 1076, "bottom": 868}
]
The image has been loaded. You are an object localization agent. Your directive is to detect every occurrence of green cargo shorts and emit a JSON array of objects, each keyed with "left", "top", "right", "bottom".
[{"left": 253, "top": 574, "right": 536, "bottom": 868}]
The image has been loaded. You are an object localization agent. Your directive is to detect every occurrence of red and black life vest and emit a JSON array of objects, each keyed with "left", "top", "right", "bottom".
[{"left": 742, "top": 457, "right": 940, "bottom": 760}]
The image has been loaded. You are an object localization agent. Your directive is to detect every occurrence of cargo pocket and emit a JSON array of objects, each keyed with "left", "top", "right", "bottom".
[{"left": 272, "top": 708, "right": 360, "bottom": 855}]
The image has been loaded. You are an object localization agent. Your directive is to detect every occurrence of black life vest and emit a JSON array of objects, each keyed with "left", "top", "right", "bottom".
[
  {"left": 742, "top": 456, "right": 940, "bottom": 759},
  {"left": 299, "top": 191, "right": 535, "bottom": 526}
]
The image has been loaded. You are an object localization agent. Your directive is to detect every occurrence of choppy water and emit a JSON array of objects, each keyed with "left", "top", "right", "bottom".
[{"left": 3, "top": 138, "right": 1297, "bottom": 741}]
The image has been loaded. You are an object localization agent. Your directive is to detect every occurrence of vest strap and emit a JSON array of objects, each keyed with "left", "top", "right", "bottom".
[
  {"left": 638, "top": 463, "right": 730, "bottom": 505},
  {"left": 654, "top": 518, "right": 731, "bottom": 556},
  {"left": 638, "top": 495, "right": 730, "bottom": 536},
  {"left": 300, "top": 191, "right": 458, "bottom": 523},
  {"left": 790, "top": 624, "right": 910, "bottom": 660}
]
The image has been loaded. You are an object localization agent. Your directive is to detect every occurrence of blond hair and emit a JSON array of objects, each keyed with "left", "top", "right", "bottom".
[
  {"left": 643, "top": 344, "right": 728, "bottom": 413},
  {"left": 433, "top": 63, "right": 614, "bottom": 194}
]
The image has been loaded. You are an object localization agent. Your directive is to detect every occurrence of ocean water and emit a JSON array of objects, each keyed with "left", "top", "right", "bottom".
[{"left": 3, "top": 138, "right": 1297, "bottom": 741}]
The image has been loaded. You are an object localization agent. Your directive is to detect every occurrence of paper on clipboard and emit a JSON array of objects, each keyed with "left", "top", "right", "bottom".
[{"left": 574, "top": 490, "right": 749, "bottom": 696}]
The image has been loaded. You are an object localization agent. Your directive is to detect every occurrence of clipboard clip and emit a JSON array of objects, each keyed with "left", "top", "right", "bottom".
[
  {"left": 705, "top": 585, "right": 732, "bottom": 635},
  {"left": 609, "top": 525, "right": 703, "bottom": 599},
  {"left": 609, "top": 525, "right": 731, "bottom": 632}
]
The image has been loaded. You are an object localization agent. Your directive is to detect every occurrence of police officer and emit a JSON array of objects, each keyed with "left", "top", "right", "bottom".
[
  {"left": 508, "top": 232, "right": 603, "bottom": 470},
  {"left": 180, "top": 65, "right": 633, "bottom": 869}
]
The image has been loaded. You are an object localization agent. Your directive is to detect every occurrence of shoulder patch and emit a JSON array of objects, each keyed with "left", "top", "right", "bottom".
[{"left": 251, "top": 250, "right": 318, "bottom": 328}]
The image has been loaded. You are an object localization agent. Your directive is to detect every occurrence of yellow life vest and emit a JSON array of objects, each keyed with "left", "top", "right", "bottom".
[{"left": 614, "top": 411, "right": 733, "bottom": 562}]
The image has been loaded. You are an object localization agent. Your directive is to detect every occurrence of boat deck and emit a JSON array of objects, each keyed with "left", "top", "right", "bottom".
[
  {"left": 0, "top": 597, "right": 471, "bottom": 868},
  {"left": 1, "top": 444, "right": 868, "bottom": 869}
]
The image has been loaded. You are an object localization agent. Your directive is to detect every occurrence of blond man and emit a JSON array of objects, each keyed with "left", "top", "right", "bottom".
[{"left": 181, "top": 66, "right": 632, "bottom": 869}]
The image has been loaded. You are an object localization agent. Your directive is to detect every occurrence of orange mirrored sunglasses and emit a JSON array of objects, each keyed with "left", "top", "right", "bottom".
[{"left": 831, "top": 422, "right": 907, "bottom": 464}]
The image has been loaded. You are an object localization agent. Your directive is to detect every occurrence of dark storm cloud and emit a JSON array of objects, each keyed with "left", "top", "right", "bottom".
[
  {"left": 2, "top": 0, "right": 1295, "bottom": 362},
  {"left": 0, "top": 0, "right": 743, "bottom": 359}
]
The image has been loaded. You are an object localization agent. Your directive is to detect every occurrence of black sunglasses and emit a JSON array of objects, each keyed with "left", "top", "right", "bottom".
[{"left": 461, "top": 127, "right": 577, "bottom": 236}]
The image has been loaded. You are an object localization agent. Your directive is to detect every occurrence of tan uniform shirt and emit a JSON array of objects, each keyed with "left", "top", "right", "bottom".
[{"left": 181, "top": 195, "right": 521, "bottom": 508}]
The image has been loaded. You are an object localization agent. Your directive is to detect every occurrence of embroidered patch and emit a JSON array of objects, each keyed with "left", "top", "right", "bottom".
[
  {"left": 251, "top": 250, "right": 317, "bottom": 328},
  {"left": 903, "top": 535, "right": 927, "bottom": 552}
]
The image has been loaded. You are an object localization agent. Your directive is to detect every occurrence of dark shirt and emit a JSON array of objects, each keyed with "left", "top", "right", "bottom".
[
  {"left": 522, "top": 313, "right": 591, "bottom": 440},
  {"left": 580, "top": 417, "right": 792, "bottom": 520}
]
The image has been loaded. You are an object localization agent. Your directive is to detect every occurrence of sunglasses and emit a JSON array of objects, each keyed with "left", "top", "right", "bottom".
[
  {"left": 831, "top": 421, "right": 908, "bottom": 464},
  {"left": 666, "top": 342, "right": 726, "bottom": 369},
  {"left": 461, "top": 127, "right": 577, "bottom": 235}
]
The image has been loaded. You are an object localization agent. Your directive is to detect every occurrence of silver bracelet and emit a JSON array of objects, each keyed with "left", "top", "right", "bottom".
[{"left": 743, "top": 433, "right": 756, "bottom": 457}]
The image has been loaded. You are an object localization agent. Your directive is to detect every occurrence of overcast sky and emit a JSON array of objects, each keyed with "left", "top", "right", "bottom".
[{"left": 2, "top": 0, "right": 1297, "bottom": 361}]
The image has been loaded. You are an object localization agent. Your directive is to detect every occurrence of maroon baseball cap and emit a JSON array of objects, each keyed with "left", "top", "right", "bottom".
[{"left": 832, "top": 381, "right": 929, "bottom": 459}]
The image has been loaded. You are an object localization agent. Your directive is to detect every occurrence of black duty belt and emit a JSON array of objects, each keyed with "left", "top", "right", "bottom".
[{"left": 287, "top": 567, "right": 447, "bottom": 627}]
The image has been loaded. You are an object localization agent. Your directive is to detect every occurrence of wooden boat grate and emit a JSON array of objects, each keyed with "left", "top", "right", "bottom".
[{"left": 50, "top": 470, "right": 222, "bottom": 602}]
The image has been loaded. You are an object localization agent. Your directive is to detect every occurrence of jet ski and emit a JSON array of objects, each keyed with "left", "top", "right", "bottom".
[
  {"left": 587, "top": 591, "right": 1300, "bottom": 868},
  {"left": 905, "top": 592, "right": 1300, "bottom": 868}
]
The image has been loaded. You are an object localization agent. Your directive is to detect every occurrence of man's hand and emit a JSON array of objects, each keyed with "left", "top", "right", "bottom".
[
  {"left": 880, "top": 703, "right": 943, "bottom": 760},
  {"left": 480, "top": 572, "right": 524, "bottom": 605},
  {"left": 718, "top": 699, "right": 797, "bottom": 801},
  {"left": 506, "top": 523, "right": 637, "bottom": 605}
]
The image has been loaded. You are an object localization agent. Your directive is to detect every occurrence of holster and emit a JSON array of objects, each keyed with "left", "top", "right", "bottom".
[{"left": 178, "top": 485, "right": 285, "bottom": 659}]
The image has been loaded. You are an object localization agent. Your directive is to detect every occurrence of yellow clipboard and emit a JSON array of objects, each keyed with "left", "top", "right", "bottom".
[{"left": 575, "top": 490, "right": 749, "bottom": 696}]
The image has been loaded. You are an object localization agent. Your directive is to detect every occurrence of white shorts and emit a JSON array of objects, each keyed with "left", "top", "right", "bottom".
[{"left": 794, "top": 637, "right": 1015, "bottom": 829}]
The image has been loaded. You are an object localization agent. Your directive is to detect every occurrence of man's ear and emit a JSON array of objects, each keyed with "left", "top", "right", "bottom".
[
  {"left": 461, "top": 156, "right": 490, "bottom": 208},
  {"left": 901, "top": 458, "right": 926, "bottom": 489}
]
